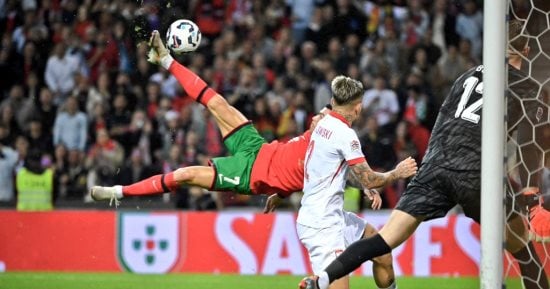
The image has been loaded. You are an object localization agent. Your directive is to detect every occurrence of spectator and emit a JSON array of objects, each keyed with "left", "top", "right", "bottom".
[
  {"left": 430, "top": 0, "right": 459, "bottom": 54},
  {"left": 286, "top": 0, "right": 317, "bottom": 45},
  {"left": 457, "top": 37, "right": 480, "bottom": 67},
  {"left": 73, "top": 5, "right": 94, "bottom": 41},
  {"left": 150, "top": 68, "right": 179, "bottom": 99},
  {"left": 14, "top": 135, "right": 30, "bottom": 171},
  {"left": 193, "top": 0, "right": 226, "bottom": 39},
  {"left": 360, "top": 38, "right": 392, "bottom": 79},
  {"left": 305, "top": 6, "right": 335, "bottom": 54},
  {"left": 251, "top": 97, "right": 277, "bottom": 142},
  {"left": 277, "top": 90, "right": 311, "bottom": 136},
  {"left": 55, "top": 149, "right": 87, "bottom": 200},
  {"left": 0, "top": 122, "right": 14, "bottom": 147},
  {"left": 0, "top": 35, "right": 17, "bottom": 91},
  {"left": 17, "top": 41, "right": 46, "bottom": 85},
  {"left": 86, "top": 30, "right": 119, "bottom": 84},
  {"left": 16, "top": 150, "right": 54, "bottom": 211},
  {"left": 2, "top": 84, "right": 34, "bottom": 130},
  {"left": 393, "top": 121, "right": 418, "bottom": 163},
  {"left": 201, "top": 109, "right": 224, "bottom": 157},
  {"left": 403, "top": 84, "right": 430, "bottom": 127},
  {"left": 401, "top": 0, "right": 430, "bottom": 48},
  {"left": 23, "top": 70, "right": 41, "bottom": 102},
  {"left": 44, "top": 42, "right": 83, "bottom": 103},
  {"left": 362, "top": 76, "right": 400, "bottom": 133},
  {"left": 409, "top": 28, "right": 442, "bottom": 66},
  {"left": 228, "top": 67, "right": 262, "bottom": 118},
  {"left": 53, "top": 96, "right": 87, "bottom": 152},
  {"left": 34, "top": 87, "right": 58, "bottom": 135},
  {"left": 119, "top": 148, "right": 160, "bottom": 202},
  {"left": 90, "top": 71, "right": 112, "bottom": 109},
  {"left": 25, "top": 118, "right": 54, "bottom": 158},
  {"left": 251, "top": 51, "right": 275, "bottom": 94},
  {"left": 437, "top": 45, "right": 469, "bottom": 104},
  {"left": 0, "top": 0, "right": 494, "bottom": 209},
  {"left": 85, "top": 127, "right": 124, "bottom": 191},
  {"left": 189, "top": 186, "right": 221, "bottom": 211},
  {"left": 326, "top": 37, "right": 348, "bottom": 74},
  {"left": 248, "top": 24, "right": 276, "bottom": 60},
  {"left": 358, "top": 115, "right": 397, "bottom": 172},
  {"left": 159, "top": 110, "right": 186, "bottom": 156},
  {"left": 107, "top": 93, "right": 132, "bottom": 154},
  {"left": 0, "top": 141, "right": 18, "bottom": 204},
  {"left": 455, "top": 0, "right": 483, "bottom": 60},
  {"left": 52, "top": 143, "right": 68, "bottom": 188},
  {"left": 333, "top": 0, "right": 368, "bottom": 42},
  {"left": 124, "top": 109, "right": 156, "bottom": 165},
  {"left": 160, "top": 143, "right": 190, "bottom": 208},
  {"left": 313, "top": 68, "right": 336, "bottom": 113},
  {"left": 113, "top": 20, "right": 133, "bottom": 74}
]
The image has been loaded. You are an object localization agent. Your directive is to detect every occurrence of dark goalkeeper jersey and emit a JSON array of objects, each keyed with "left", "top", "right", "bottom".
[
  {"left": 422, "top": 65, "right": 484, "bottom": 170},
  {"left": 422, "top": 64, "right": 547, "bottom": 170}
]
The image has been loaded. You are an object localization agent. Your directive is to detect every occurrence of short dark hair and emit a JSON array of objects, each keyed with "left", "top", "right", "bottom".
[{"left": 331, "top": 75, "right": 364, "bottom": 105}]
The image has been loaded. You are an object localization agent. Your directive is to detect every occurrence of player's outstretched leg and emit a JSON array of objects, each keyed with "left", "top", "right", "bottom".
[
  {"left": 148, "top": 30, "right": 248, "bottom": 138},
  {"left": 91, "top": 166, "right": 215, "bottom": 203}
]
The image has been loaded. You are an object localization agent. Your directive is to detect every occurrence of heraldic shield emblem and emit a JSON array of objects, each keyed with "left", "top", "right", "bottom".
[{"left": 118, "top": 212, "right": 180, "bottom": 273}]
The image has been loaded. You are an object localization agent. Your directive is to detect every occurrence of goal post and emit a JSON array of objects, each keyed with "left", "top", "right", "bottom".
[{"left": 480, "top": 0, "right": 507, "bottom": 288}]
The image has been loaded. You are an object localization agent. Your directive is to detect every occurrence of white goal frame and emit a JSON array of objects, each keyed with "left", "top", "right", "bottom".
[{"left": 481, "top": 1, "right": 507, "bottom": 288}]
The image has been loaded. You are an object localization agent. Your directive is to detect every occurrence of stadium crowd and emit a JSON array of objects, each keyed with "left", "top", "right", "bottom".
[{"left": 0, "top": 0, "right": 502, "bottom": 210}]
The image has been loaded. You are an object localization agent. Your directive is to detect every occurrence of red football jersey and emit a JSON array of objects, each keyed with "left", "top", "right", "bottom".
[{"left": 249, "top": 130, "right": 311, "bottom": 197}]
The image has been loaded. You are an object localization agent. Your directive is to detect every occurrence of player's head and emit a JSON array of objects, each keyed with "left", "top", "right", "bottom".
[
  {"left": 331, "top": 75, "right": 364, "bottom": 105},
  {"left": 330, "top": 75, "right": 364, "bottom": 120},
  {"left": 508, "top": 19, "right": 529, "bottom": 58}
]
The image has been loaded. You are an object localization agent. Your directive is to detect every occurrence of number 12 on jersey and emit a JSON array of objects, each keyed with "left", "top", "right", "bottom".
[{"left": 455, "top": 76, "right": 484, "bottom": 124}]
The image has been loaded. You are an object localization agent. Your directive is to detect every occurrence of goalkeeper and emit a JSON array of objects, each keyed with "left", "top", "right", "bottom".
[{"left": 300, "top": 19, "right": 549, "bottom": 289}]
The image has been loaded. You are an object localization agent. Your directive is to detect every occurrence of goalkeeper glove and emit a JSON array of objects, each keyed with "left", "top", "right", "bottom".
[{"left": 523, "top": 187, "right": 550, "bottom": 242}]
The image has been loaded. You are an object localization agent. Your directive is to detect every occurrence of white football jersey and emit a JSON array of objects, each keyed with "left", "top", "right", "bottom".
[{"left": 297, "top": 111, "right": 365, "bottom": 229}]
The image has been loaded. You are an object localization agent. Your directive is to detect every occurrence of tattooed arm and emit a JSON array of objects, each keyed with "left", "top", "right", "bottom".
[
  {"left": 350, "top": 157, "right": 417, "bottom": 190},
  {"left": 347, "top": 169, "right": 384, "bottom": 210}
]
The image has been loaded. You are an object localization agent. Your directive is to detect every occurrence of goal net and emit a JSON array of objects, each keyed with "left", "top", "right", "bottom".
[{"left": 504, "top": 0, "right": 550, "bottom": 288}]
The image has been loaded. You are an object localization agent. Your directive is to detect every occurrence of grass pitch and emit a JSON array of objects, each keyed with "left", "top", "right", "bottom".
[{"left": 0, "top": 272, "right": 523, "bottom": 289}]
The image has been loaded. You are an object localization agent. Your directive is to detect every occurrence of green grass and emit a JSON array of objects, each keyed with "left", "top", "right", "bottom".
[{"left": 0, "top": 272, "right": 524, "bottom": 289}]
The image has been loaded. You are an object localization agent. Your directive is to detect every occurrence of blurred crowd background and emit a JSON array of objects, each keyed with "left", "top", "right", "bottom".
[{"left": 0, "top": 0, "right": 539, "bottom": 211}]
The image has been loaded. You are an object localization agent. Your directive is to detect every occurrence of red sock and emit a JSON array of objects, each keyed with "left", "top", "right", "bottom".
[
  {"left": 169, "top": 61, "right": 216, "bottom": 106},
  {"left": 122, "top": 172, "right": 178, "bottom": 196}
]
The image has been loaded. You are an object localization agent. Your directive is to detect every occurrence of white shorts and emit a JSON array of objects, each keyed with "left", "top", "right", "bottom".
[{"left": 296, "top": 211, "right": 367, "bottom": 275}]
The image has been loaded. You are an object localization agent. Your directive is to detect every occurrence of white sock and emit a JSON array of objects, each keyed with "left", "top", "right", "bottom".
[
  {"left": 114, "top": 185, "right": 124, "bottom": 199},
  {"left": 318, "top": 272, "right": 330, "bottom": 289},
  {"left": 379, "top": 281, "right": 397, "bottom": 289}
]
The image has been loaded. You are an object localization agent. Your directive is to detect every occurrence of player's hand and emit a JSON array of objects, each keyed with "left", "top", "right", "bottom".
[
  {"left": 263, "top": 193, "right": 283, "bottom": 214},
  {"left": 147, "top": 30, "right": 169, "bottom": 64},
  {"left": 395, "top": 156, "right": 417, "bottom": 179},
  {"left": 364, "top": 189, "right": 382, "bottom": 210}
]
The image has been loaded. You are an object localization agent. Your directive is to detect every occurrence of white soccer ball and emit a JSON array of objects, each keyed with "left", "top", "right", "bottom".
[{"left": 166, "top": 19, "right": 202, "bottom": 54}]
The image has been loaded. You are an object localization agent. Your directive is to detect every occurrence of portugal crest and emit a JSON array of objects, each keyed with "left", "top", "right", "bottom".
[{"left": 118, "top": 213, "right": 181, "bottom": 273}]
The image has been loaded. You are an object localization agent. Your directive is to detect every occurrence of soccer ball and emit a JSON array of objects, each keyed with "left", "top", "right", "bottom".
[{"left": 165, "top": 19, "right": 202, "bottom": 54}]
